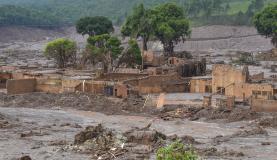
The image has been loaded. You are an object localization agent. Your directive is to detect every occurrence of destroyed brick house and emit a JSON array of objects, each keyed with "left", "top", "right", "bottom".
[
  {"left": 1, "top": 54, "right": 277, "bottom": 112},
  {"left": 211, "top": 64, "right": 277, "bottom": 112}
]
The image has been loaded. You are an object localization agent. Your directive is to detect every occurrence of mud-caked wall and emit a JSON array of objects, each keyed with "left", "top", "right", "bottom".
[
  {"left": 190, "top": 78, "right": 212, "bottom": 93},
  {"left": 114, "top": 84, "right": 128, "bottom": 98},
  {"left": 251, "top": 98, "right": 277, "bottom": 112},
  {"left": 7, "top": 79, "right": 36, "bottom": 94},
  {"left": 135, "top": 74, "right": 188, "bottom": 94},
  {"left": 232, "top": 83, "right": 274, "bottom": 100},
  {"left": 212, "top": 64, "right": 249, "bottom": 94},
  {"left": 62, "top": 79, "right": 83, "bottom": 93},
  {"left": 36, "top": 79, "right": 62, "bottom": 93}
]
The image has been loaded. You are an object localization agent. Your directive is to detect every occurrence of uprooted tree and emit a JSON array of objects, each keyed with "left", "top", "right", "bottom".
[
  {"left": 76, "top": 16, "right": 114, "bottom": 36},
  {"left": 44, "top": 38, "right": 77, "bottom": 68},
  {"left": 151, "top": 3, "right": 191, "bottom": 57},
  {"left": 253, "top": 3, "right": 277, "bottom": 48},
  {"left": 86, "top": 34, "right": 123, "bottom": 72}
]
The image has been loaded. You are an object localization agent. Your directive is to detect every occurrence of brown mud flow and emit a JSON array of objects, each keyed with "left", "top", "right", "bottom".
[{"left": 0, "top": 100, "right": 277, "bottom": 160}]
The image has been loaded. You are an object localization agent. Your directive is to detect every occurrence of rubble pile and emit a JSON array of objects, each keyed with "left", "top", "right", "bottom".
[
  {"left": 258, "top": 117, "right": 277, "bottom": 128},
  {"left": 232, "top": 127, "right": 268, "bottom": 137},
  {"left": 189, "top": 107, "right": 260, "bottom": 122},
  {"left": 197, "top": 147, "right": 244, "bottom": 158},
  {"left": 73, "top": 124, "right": 126, "bottom": 159},
  {"left": 0, "top": 92, "right": 149, "bottom": 115},
  {"left": 212, "top": 126, "right": 268, "bottom": 145},
  {"left": 0, "top": 113, "right": 13, "bottom": 129},
  {"left": 18, "top": 155, "right": 32, "bottom": 160},
  {"left": 123, "top": 127, "right": 167, "bottom": 159},
  {"left": 157, "top": 106, "right": 261, "bottom": 122},
  {"left": 159, "top": 105, "right": 203, "bottom": 121},
  {"left": 168, "top": 134, "right": 200, "bottom": 145},
  {"left": 121, "top": 95, "right": 148, "bottom": 114},
  {"left": 70, "top": 124, "right": 168, "bottom": 160}
]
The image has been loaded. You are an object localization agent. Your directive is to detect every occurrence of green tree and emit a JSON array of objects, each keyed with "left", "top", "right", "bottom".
[
  {"left": 119, "top": 39, "right": 142, "bottom": 67},
  {"left": 44, "top": 38, "right": 77, "bottom": 68},
  {"left": 253, "top": 3, "right": 277, "bottom": 47},
  {"left": 156, "top": 141, "right": 198, "bottom": 160},
  {"left": 76, "top": 16, "right": 114, "bottom": 36},
  {"left": 121, "top": 4, "right": 153, "bottom": 51},
  {"left": 86, "top": 34, "right": 123, "bottom": 72},
  {"left": 152, "top": 3, "right": 190, "bottom": 56}
]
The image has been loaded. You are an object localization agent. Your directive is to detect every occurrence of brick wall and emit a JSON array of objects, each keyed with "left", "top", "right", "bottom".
[
  {"left": 190, "top": 78, "right": 212, "bottom": 93},
  {"left": 231, "top": 83, "right": 274, "bottom": 100},
  {"left": 35, "top": 79, "right": 62, "bottom": 93},
  {"left": 212, "top": 64, "right": 248, "bottom": 93},
  {"left": 251, "top": 98, "right": 277, "bottom": 112},
  {"left": 114, "top": 83, "right": 128, "bottom": 98},
  {"left": 62, "top": 79, "right": 83, "bottom": 93},
  {"left": 7, "top": 79, "right": 36, "bottom": 94},
  {"left": 12, "top": 73, "right": 24, "bottom": 79},
  {"left": 130, "top": 74, "right": 189, "bottom": 94}
]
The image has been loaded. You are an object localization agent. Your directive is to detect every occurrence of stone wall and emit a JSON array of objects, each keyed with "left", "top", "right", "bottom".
[
  {"left": 7, "top": 79, "right": 36, "bottom": 94},
  {"left": 251, "top": 98, "right": 277, "bottom": 112}
]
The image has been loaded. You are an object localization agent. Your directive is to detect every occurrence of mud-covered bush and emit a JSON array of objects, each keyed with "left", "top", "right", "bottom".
[{"left": 156, "top": 141, "right": 198, "bottom": 160}]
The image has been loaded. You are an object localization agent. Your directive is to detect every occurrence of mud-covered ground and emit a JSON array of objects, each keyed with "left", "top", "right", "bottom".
[
  {"left": 0, "top": 25, "right": 274, "bottom": 68},
  {"left": 1, "top": 92, "right": 277, "bottom": 160},
  {"left": 0, "top": 25, "right": 276, "bottom": 159}
]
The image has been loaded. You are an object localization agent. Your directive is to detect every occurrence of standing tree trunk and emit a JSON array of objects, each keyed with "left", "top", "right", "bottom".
[
  {"left": 141, "top": 37, "right": 149, "bottom": 71},
  {"left": 142, "top": 37, "right": 148, "bottom": 51},
  {"left": 103, "top": 52, "right": 113, "bottom": 73},
  {"left": 163, "top": 41, "right": 174, "bottom": 57}
]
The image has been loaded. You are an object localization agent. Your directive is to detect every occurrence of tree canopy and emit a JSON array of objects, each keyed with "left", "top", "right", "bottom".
[
  {"left": 0, "top": 5, "right": 61, "bottom": 26},
  {"left": 44, "top": 38, "right": 77, "bottom": 68},
  {"left": 253, "top": 3, "right": 277, "bottom": 47},
  {"left": 76, "top": 16, "right": 114, "bottom": 36},
  {"left": 119, "top": 39, "right": 142, "bottom": 67},
  {"left": 152, "top": 3, "right": 191, "bottom": 56},
  {"left": 121, "top": 4, "right": 153, "bottom": 51},
  {"left": 86, "top": 34, "right": 123, "bottom": 72}
]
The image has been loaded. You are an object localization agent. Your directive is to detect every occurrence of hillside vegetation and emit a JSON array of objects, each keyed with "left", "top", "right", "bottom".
[{"left": 0, "top": 0, "right": 276, "bottom": 27}]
